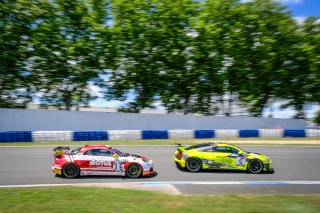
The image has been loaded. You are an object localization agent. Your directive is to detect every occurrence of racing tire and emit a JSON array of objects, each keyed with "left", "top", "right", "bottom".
[
  {"left": 247, "top": 159, "right": 263, "bottom": 174},
  {"left": 62, "top": 163, "right": 80, "bottom": 178},
  {"left": 125, "top": 163, "right": 142, "bottom": 178},
  {"left": 186, "top": 158, "right": 202, "bottom": 172}
]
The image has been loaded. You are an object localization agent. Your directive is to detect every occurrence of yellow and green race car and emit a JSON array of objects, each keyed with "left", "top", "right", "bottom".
[{"left": 173, "top": 142, "right": 274, "bottom": 174}]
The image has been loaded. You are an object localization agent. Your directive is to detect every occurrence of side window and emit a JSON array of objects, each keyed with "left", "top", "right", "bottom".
[
  {"left": 229, "top": 148, "right": 239, "bottom": 154},
  {"left": 214, "top": 146, "right": 239, "bottom": 154},
  {"left": 215, "top": 146, "right": 228, "bottom": 153},
  {"left": 84, "top": 149, "right": 113, "bottom": 156}
]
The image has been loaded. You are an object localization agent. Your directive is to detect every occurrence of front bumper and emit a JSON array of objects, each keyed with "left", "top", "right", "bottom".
[
  {"left": 142, "top": 168, "right": 155, "bottom": 176},
  {"left": 263, "top": 161, "right": 274, "bottom": 172},
  {"left": 142, "top": 160, "right": 155, "bottom": 176}
]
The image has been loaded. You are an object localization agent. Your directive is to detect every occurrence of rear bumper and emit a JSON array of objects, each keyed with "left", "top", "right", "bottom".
[
  {"left": 52, "top": 165, "right": 62, "bottom": 175},
  {"left": 173, "top": 156, "right": 186, "bottom": 168}
]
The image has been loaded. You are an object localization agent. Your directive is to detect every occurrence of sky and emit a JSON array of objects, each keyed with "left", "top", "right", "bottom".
[
  {"left": 285, "top": 0, "right": 320, "bottom": 17},
  {"left": 89, "top": 0, "right": 320, "bottom": 119}
]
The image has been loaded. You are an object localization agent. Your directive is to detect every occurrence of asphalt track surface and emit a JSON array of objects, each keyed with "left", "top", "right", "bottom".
[{"left": 1, "top": 145, "right": 320, "bottom": 195}]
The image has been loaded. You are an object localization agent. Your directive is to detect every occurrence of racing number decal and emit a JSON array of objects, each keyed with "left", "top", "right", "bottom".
[
  {"left": 113, "top": 158, "right": 124, "bottom": 172},
  {"left": 236, "top": 157, "right": 246, "bottom": 166}
]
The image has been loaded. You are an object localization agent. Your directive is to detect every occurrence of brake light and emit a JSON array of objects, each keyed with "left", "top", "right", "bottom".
[{"left": 176, "top": 152, "right": 183, "bottom": 160}]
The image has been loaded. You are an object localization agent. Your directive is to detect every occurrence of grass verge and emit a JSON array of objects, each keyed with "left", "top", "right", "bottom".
[
  {"left": 0, "top": 138, "right": 320, "bottom": 146},
  {"left": 0, "top": 187, "right": 319, "bottom": 213}
]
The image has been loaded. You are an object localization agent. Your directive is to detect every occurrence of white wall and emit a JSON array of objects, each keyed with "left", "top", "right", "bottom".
[{"left": 0, "top": 108, "right": 306, "bottom": 131}]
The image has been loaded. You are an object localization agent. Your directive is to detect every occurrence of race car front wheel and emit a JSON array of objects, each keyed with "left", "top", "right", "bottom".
[
  {"left": 186, "top": 158, "right": 202, "bottom": 172},
  {"left": 126, "top": 163, "right": 142, "bottom": 178},
  {"left": 62, "top": 163, "right": 80, "bottom": 178},
  {"left": 247, "top": 159, "right": 263, "bottom": 174}
]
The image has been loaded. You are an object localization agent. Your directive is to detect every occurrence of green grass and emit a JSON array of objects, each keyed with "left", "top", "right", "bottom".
[
  {"left": 0, "top": 138, "right": 319, "bottom": 146},
  {"left": 0, "top": 187, "right": 319, "bottom": 213}
]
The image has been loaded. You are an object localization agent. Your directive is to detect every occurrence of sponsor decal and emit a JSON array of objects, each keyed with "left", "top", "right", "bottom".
[{"left": 89, "top": 160, "right": 113, "bottom": 168}]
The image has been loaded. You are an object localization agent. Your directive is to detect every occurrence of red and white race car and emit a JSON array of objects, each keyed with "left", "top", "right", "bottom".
[{"left": 52, "top": 144, "right": 155, "bottom": 178}]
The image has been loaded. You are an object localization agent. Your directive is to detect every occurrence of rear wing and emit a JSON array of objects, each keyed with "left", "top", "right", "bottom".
[{"left": 53, "top": 146, "right": 70, "bottom": 156}]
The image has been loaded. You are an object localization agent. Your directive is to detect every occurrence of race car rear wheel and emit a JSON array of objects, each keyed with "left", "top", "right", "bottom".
[
  {"left": 62, "top": 163, "right": 80, "bottom": 178},
  {"left": 247, "top": 159, "right": 263, "bottom": 174},
  {"left": 186, "top": 158, "right": 202, "bottom": 172},
  {"left": 126, "top": 163, "right": 142, "bottom": 178}
]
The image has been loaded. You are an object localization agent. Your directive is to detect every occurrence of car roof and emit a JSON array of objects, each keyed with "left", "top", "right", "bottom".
[
  {"left": 80, "top": 144, "right": 111, "bottom": 152},
  {"left": 186, "top": 142, "right": 238, "bottom": 151}
]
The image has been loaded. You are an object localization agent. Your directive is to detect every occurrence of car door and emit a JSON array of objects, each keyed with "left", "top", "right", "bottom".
[
  {"left": 216, "top": 146, "right": 247, "bottom": 169},
  {"left": 83, "top": 148, "right": 117, "bottom": 175},
  {"left": 202, "top": 146, "right": 242, "bottom": 169},
  {"left": 201, "top": 146, "right": 230, "bottom": 169}
]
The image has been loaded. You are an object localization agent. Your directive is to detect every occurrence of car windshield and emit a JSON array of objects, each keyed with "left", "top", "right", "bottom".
[{"left": 110, "top": 147, "right": 128, "bottom": 157}]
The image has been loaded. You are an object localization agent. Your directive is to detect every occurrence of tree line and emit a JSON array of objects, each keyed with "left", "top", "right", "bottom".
[{"left": 1, "top": 0, "right": 319, "bottom": 118}]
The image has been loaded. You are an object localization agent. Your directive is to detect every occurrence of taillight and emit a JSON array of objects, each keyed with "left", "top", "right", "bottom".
[{"left": 176, "top": 152, "right": 183, "bottom": 160}]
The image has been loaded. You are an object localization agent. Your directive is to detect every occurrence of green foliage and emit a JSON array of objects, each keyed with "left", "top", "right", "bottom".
[
  {"left": 1, "top": 0, "right": 319, "bottom": 116},
  {"left": 0, "top": 0, "right": 43, "bottom": 108},
  {"left": 313, "top": 110, "right": 320, "bottom": 125},
  {"left": 29, "top": 0, "right": 112, "bottom": 110}
]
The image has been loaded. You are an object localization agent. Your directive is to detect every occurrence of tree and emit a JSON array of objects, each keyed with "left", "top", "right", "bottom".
[
  {"left": 313, "top": 110, "right": 320, "bottom": 125},
  {"left": 30, "top": 0, "right": 112, "bottom": 110},
  {"left": 0, "top": 0, "right": 44, "bottom": 108},
  {"left": 233, "top": 0, "right": 300, "bottom": 117},
  {"left": 104, "top": 0, "right": 164, "bottom": 113}
]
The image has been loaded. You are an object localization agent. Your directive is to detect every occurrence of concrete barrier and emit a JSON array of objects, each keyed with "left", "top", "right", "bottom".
[
  {"left": 32, "top": 131, "right": 73, "bottom": 142},
  {"left": 306, "top": 129, "right": 320, "bottom": 137},
  {"left": 108, "top": 130, "right": 141, "bottom": 140},
  {"left": 215, "top": 130, "right": 239, "bottom": 138},
  {"left": 259, "top": 129, "right": 284, "bottom": 138},
  {"left": 168, "top": 130, "right": 194, "bottom": 139}
]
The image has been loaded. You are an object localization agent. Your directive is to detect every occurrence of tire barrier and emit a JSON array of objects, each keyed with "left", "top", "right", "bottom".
[
  {"left": 239, "top": 130, "right": 259, "bottom": 138},
  {"left": 142, "top": 130, "right": 169, "bottom": 140},
  {"left": 0, "top": 129, "right": 319, "bottom": 142},
  {"left": 194, "top": 130, "right": 215, "bottom": 139},
  {"left": 283, "top": 129, "right": 306, "bottom": 138},
  {"left": 73, "top": 131, "right": 109, "bottom": 141},
  {"left": 0, "top": 131, "right": 32, "bottom": 142}
]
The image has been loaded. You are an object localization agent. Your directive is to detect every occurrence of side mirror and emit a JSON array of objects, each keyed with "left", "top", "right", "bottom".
[
  {"left": 113, "top": 154, "right": 119, "bottom": 159},
  {"left": 229, "top": 153, "right": 239, "bottom": 157},
  {"left": 238, "top": 152, "right": 246, "bottom": 157}
]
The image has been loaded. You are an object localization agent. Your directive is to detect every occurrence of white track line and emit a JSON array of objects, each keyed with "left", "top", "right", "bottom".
[{"left": 1, "top": 181, "right": 320, "bottom": 188}]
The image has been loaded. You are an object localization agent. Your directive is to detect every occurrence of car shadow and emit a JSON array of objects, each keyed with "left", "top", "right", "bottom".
[
  {"left": 176, "top": 167, "right": 275, "bottom": 175},
  {"left": 55, "top": 172, "right": 158, "bottom": 179}
]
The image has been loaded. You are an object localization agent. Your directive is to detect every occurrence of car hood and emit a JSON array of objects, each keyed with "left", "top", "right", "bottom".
[
  {"left": 126, "top": 153, "right": 150, "bottom": 161},
  {"left": 246, "top": 152, "right": 270, "bottom": 161}
]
